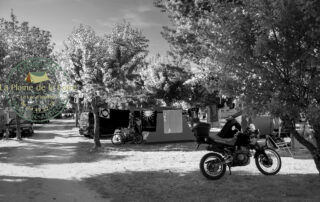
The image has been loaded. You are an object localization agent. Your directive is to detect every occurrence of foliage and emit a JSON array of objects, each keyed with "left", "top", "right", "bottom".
[
  {"left": 60, "top": 21, "right": 149, "bottom": 107},
  {"left": 60, "top": 21, "right": 149, "bottom": 147},
  {"left": 0, "top": 12, "right": 54, "bottom": 104},
  {"left": 104, "top": 20, "right": 149, "bottom": 106},
  {"left": 141, "top": 54, "right": 190, "bottom": 106},
  {"left": 0, "top": 12, "right": 54, "bottom": 139},
  {"left": 155, "top": 0, "right": 320, "bottom": 171}
]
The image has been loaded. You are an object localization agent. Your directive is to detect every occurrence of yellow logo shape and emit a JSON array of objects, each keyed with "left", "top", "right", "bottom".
[{"left": 25, "top": 72, "right": 49, "bottom": 84}]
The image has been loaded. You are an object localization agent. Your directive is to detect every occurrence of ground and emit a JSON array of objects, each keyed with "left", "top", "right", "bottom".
[{"left": 0, "top": 119, "right": 319, "bottom": 202}]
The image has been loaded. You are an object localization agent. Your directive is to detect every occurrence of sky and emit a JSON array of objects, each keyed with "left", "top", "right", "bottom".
[{"left": 0, "top": 0, "right": 172, "bottom": 56}]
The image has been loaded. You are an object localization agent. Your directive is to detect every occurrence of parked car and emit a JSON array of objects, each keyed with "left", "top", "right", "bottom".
[
  {"left": 62, "top": 108, "right": 75, "bottom": 118},
  {"left": 6, "top": 119, "right": 34, "bottom": 138}
]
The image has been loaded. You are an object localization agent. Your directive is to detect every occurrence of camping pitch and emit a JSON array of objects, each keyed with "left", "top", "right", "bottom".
[{"left": 142, "top": 108, "right": 194, "bottom": 143}]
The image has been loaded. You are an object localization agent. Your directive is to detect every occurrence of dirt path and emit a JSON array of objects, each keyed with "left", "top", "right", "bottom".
[
  {"left": 1, "top": 119, "right": 319, "bottom": 201},
  {"left": 0, "top": 119, "right": 107, "bottom": 202}
]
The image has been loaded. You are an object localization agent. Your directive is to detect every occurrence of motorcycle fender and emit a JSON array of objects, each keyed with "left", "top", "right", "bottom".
[
  {"left": 205, "top": 152, "right": 231, "bottom": 165},
  {"left": 254, "top": 148, "right": 268, "bottom": 159}
]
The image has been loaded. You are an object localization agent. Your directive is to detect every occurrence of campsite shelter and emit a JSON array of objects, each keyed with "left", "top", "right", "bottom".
[
  {"left": 85, "top": 107, "right": 194, "bottom": 143},
  {"left": 139, "top": 107, "right": 194, "bottom": 143},
  {"left": 251, "top": 116, "right": 275, "bottom": 136}
]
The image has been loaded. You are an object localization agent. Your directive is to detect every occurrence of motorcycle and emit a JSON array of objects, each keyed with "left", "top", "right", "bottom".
[
  {"left": 194, "top": 117, "right": 282, "bottom": 180},
  {"left": 111, "top": 127, "right": 144, "bottom": 145}
]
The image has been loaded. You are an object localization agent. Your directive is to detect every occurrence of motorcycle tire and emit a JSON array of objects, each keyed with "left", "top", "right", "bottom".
[
  {"left": 84, "top": 130, "right": 93, "bottom": 139},
  {"left": 111, "top": 134, "right": 123, "bottom": 145},
  {"left": 134, "top": 134, "right": 144, "bottom": 144},
  {"left": 255, "top": 148, "right": 281, "bottom": 175},
  {"left": 200, "top": 152, "right": 226, "bottom": 180}
]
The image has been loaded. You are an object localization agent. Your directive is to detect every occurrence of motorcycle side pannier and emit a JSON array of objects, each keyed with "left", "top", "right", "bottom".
[{"left": 193, "top": 122, "right": 211, "bottom": 144}]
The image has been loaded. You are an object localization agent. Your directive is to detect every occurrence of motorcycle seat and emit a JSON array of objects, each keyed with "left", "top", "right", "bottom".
[{"left": 208, "top": 133, "right": 236, "bottom": 146}]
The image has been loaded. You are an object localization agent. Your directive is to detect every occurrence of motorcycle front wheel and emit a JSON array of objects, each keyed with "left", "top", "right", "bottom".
[
  {"left": 200, "top": 152, "right": 226, "bottom": 180},
  {"left": 255, "top": 148, "right": 281, "bottom": 175},
  {"left": 111, "top": 134, "right": 123, "bottom": 145}
]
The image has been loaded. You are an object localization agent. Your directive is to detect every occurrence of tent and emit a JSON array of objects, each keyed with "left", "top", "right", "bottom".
[
  {"left": 82, "top": 109, "right": 131, "bottom": 137},
  {"left": 141, "top": 108, "right": 194, "bottom": 143},
  {"left": 82, "top": 107, "right": 194, "bottom": 142},
  {"left": 251, "top": 116, "right": 274, "bottom": 136},
  {"left": 25, "top": 72, "right": 49, "bottom": 84}
]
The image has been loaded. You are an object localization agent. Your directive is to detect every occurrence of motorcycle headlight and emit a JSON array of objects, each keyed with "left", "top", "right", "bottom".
[{"left": 250, "top": 137, "right": 257, "bottom": 144}]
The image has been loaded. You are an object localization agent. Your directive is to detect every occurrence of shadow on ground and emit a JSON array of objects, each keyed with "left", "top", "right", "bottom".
[
  {"left": 85, "top": 171, "right": 320, "bottom": 202},
  {"left": 0, "top": 141, "right": 129, "bottom": 166},
  {"left": 103, "top": 142, "right": 205, "bottom": 152},
  {"left": 0, "top": 176, "right": 104, "bottom": 202},
  {"left": 0, "top": 119, "right": 129, "bottom": 166}
]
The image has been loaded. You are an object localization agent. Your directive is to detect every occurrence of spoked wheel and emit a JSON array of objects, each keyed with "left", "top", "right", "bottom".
[
  {"left": 134, "top": 134, "right": 143, "bottom": 144},
  {"left": 111, "top": 134, "right": 123, "bottom": 145},
  {"left": 84, "top": 130, "right": 94, "bottom": 139},
  {"left": 200, "top": 153, "right": 226, "bottom": 180},
  {"left": 255, "top": 148, "right": 281, "bottom": 175}
]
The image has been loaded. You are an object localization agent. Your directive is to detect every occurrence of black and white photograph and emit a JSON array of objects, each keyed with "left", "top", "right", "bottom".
[{"left": 0, "top": 0, "right": 320, "bottom": 201}]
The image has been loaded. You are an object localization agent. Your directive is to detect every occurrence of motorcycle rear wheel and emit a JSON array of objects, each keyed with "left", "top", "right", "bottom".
[
  {"left": 255, "top": 148, "right": 281, "bottom": 175},
  {"left": 84, "top": 130, "right": 94, "bottom": 139},
  {"left": 134, "top": 134, "right": 144, "bottom": 144},
  {"left": 111, "top": 134, "right": 123, "bottom": 145},
  {"left": 200, "top": 153, "right": 226, "bottom": 180}
]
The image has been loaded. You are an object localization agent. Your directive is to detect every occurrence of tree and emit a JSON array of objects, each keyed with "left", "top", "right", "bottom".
[
  {"left": 60, "top": 24, "right": 108, "bottom": 149},
  {"left": 104, "top": 20, "right": 149, "bottom": 107},
  {"left": 155, "top": 0, "right": 320, "bottom": 172},
  {"left": 0, "top": 11, "right": 54, "bottom": 140},
  {"left": 61, "top": 21, "right": 148, "bottom": 149},
  {"left": 56, "top": 36, "right": 86, "bottom": 127},
  {"left": 141, "top": 54, "right": 190, "bottom": 106}
]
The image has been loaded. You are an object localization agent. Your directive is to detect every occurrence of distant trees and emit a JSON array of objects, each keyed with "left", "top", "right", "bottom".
[
  {"left": 141, "top": 55, "right": 190, "bottom": 106},
  {"left": 155, "top": 0, "right": 320, "bottom": 172},
  {"left": 0, "top": 11, "right": 54, "bottom": 140},
  {"left": 60, "top": 21, "right": 148, "bottom": 149}
]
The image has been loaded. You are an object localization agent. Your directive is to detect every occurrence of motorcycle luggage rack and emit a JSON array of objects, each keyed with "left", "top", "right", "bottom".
[
  {"left": 193, "top": 122, "right": 211, "bottom": 150},
  {"left": 266, "top": 134, "right": 293, "bottom": 157}
]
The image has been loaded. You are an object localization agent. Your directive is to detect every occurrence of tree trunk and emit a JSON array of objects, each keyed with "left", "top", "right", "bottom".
[
  {"left": 16, "top": 114, "right": 22, "bottom": 140},
  {"left": 310, "top": 126, "right": 320, "bottom": 173},
  {"left": 313, "top": 154, "right": 320, "bottom": 173},
  {"left": 91, "top": 98, "right": 101, "bottom": 148},
  {"left": 75, "top": 100, "right": 80, "bottom": 127},
  {"left": 75, "top": 108, "right": 79, "bottom": 127},
  {"left": 290, "top": 128, "right": 320, "bottom": 174},
  {"left": 75, "top": 99, "right": 84, "bottom": 127}
]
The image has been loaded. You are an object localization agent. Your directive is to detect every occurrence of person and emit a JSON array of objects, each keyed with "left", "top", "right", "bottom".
[
  {"left": 218, "top": 116, "right": 241, "bottom": 139},
  {"left": 191, "top": 117, "right": 200, "bottom": 130},
  {"left": 134, "top": 117, "right": 142, "bottom": 135},
  {"left": 188, "top": 107, "right": 199, "bottom": 127}
]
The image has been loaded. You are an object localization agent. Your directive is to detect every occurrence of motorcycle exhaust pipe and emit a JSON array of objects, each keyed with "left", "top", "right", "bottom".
[{"left": 205, "top": 155, "right": 233, "bottom": 166}]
